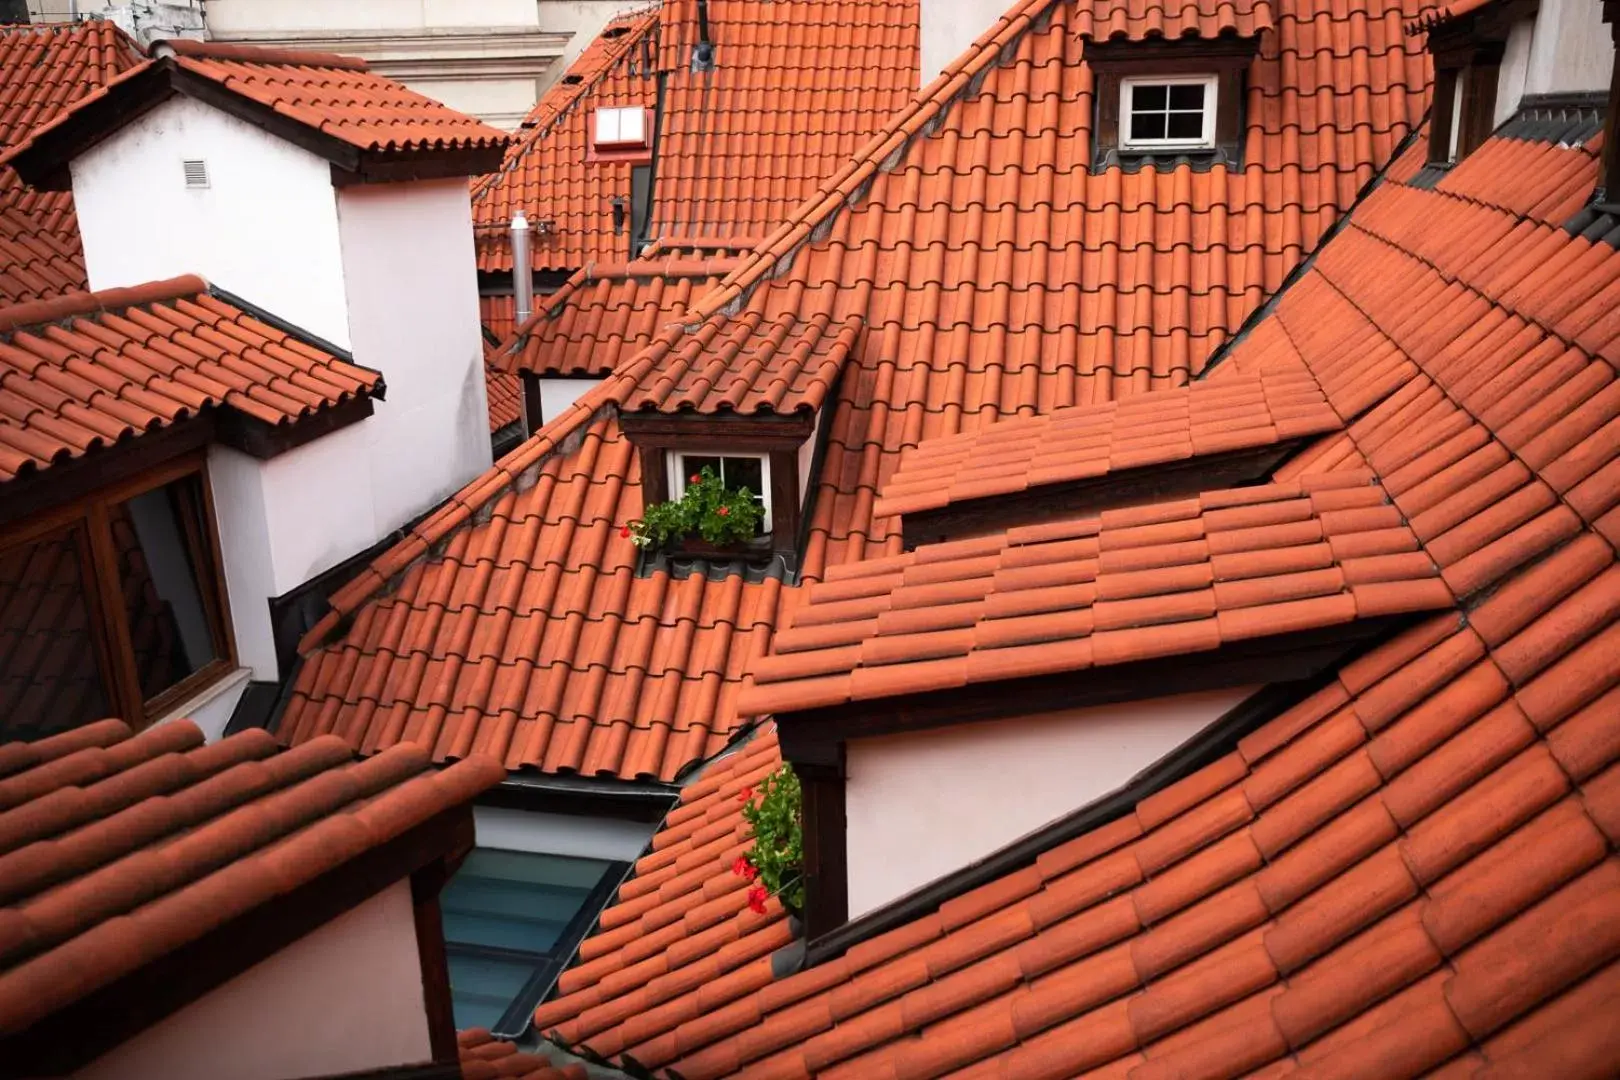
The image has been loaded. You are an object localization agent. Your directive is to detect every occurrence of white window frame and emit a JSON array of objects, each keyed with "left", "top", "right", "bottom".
[
  {"left": 667, "top": 451, "right": 773, "bottom": 533},
  {"left": 1119, "top": 74, "right": 1219, "bottom": 151},
  {"left": 593, "top": 106, "right": 648, "bottom": 149}
]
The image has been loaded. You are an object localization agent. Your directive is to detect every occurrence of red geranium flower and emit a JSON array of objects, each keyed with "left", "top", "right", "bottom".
[
  {"left": 690, "top": 474, "right": 701, "bottom": 484},
  {"left": 746, "top": 883, "right": 768, "bottom": 915},
  {"left": 716, "top": 506, "right": 729, "bottom": 516},
  {"left": 620, "top": 526, "right": 631, "bottom": 538},
  {"left": 731, "top": 855, "right": 750, "bottom": 877},
  {"left": 737, "top": 785, "right": 753, "bottom": 803}
]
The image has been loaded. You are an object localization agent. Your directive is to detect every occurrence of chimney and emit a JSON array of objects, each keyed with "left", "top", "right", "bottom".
[
  {"left": 511, "top": 211, "right": 534, "bottom": 327},
  {"left": 920, "top": 0, "right": 1010, "bottom": 87}
]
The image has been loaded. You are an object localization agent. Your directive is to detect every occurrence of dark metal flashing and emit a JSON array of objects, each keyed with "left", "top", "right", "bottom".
[
  {"left": 1406, "top": 162, "right": 1451, "bottom": 189},
  {"left": 222, "top": 679, "right": 282, "bottom": 736},
  {"left": 637, "top": 545, "right": 799, "bottom": 586},
  {"left": 488, "top": 769, "right": 680, "bottom": 824},
  {"left": 1498, "top": 90, "right": 1607, "bottom": 144},
  {"left": 1100, "top": 147, "right": 1238, "bottom": 173},
  {"left": 1565, "top": 203, "right": 1620, "bottom": 246},
  {"left": 798, "top": 620, "right": 1414, "bottom": 967},
  {"left": 491, "top": 419, "right": 526, "bottom": 460}
]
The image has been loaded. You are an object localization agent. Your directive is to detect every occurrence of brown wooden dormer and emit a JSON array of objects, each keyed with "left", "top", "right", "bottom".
[
  {"left": 1417, "top": 0, "right": 1541, "bottom": 170},
  {"left": 1088, "top": 35, "right": 1262, "bottom": 170}
]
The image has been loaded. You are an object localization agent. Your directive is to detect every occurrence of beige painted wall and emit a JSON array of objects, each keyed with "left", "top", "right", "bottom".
[
  {"left": 844, "top": 687, "right": 1258, "bottom": 917},
  {"left": 74, "top": 879, "right": 434, "bottom": 1080}
]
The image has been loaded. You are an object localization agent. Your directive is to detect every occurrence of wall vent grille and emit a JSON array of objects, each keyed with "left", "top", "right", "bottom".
[{"left": 182, "top": 159, "right": 209, "bottom": 189}]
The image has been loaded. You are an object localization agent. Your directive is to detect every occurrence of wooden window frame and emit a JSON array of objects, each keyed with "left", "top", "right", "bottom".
[
  {"left": 1088, "top": 37, "right": 1257, "bottom": 168},
  {"left": 1427, "top": 39, "right": 1504, "bottom": 166},
  {"left": 0, "top": 450, "right": 237, "bottom": 731},
  {"left": 1119, "top": 73, "right": 1220, "bottom": 151},
  {"left": 621, "top": 411, "right": 811, "bottom": 562},
  {"left": 666, "top": 449, "right": 776, "bottom": 532}
]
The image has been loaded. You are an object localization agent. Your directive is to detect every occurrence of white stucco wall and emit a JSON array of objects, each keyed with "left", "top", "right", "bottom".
[
  {"left": 337, "top": 179, "right": 494, "bottom": 535},
  {"left": 473, "top": 805, "right": 656, "bottom": 861},
  {"left": 74, "top": 879, "right": 433, "bottom": 1080},
  {"left": 844, "top": 687, "right": 1257, "bottom": 917},
  {"left": 71, "top": 95, "right": 352, "bottom": 348},
  {"left": 1495, "top": 19, "right": 1535, "bottom": 126},
  {"left": 1523, "top": 0, "right": 1615, "bottom": 96},
  {"left": 538, "top": 377, "right": 603, "bottom": 426},
  {"left": 920, "top": 0, "right": 1007, "bottom": 88}
]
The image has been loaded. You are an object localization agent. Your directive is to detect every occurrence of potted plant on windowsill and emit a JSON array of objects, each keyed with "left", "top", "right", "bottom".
[
  {"left": 623, "top": 466, "right": 767, "bottom": 556},
  {"left": 733, "top": 764, "right": 804, "bottom": 922}
]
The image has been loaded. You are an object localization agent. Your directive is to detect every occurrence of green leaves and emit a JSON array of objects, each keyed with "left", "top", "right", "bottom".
[
  {"left": 737, "top": 764, "right": 804, "bottom": 912},
  {"left": 627, "top": 465, "right": 764, "bottom": 548}
]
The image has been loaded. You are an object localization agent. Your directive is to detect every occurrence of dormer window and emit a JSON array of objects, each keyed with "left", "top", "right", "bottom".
[
  {"left": 1120, "top": 75, "right": 1218, "bottom": 151},
  {"left": 668, "top": 452, "right": 772, "bottom": 533},
  {"left": 1087, "top": 37, "right": 1257, "bottom": 169}
]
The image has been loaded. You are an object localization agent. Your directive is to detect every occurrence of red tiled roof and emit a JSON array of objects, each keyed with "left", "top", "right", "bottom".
[
  {"left": 457, "top": 1029, "right": 585, "bottom": 1079},
  {"left": 485, "top": 357, "right": 524, "bottom": 435},
  {"left": 502, "top": 251, "right": 740, "bottom": 378},
  {"left": 0, "top": 718, "right": 502, "bottom": 1036},
  {"left": 4, "top": 39, "right": 510, "bottom": 176},
  {"left": 530, "top": 725, "right": 792, "bottom": 1045},
  {"left": 282, "top": 0, "right": 1430, "bottom": 781},
  {"left": 1406, "top": 0, "right": 1495, "bottom": 33},
  {"left": 525, "top": 101, "right": 1620, "bottom": 1080},
  {"left": 1077, "top": 0, "right": 1275, "bottom": 42},
  {"left": 0, "top": 21, "right": 146, "bottom": 280},
  {"left": 646, "top": 0, "right": 921, "bottom": 243},
  {"left": 0, "top": 275, "right": 382, "bottom": 483},
  {"left": 472, "top": 9, "right": 660, "bottom": 275},
  {"left": 874, "top": 365, "right": 1343, "bottom": 519},
  {"left": 470, "top": 2, "right": 919, "bottom": 278},
  {"left": 739, "top": 471, "right": 1451, "bottom": 716},
  {"left": 0, "top": 202, "right": 86, "bottom": 306}
]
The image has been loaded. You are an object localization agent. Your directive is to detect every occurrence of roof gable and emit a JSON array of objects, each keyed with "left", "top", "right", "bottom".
[{"left": 3, "top": 40, "right": 510, "bottom": 190}]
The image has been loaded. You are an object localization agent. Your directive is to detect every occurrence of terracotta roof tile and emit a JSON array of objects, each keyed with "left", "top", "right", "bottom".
[
  {"left": 1077, "top": 0, "right": 1275, "bottom": 42},
  {"left": 877, "top": 366, "right": 1342, "bottom": 519},
  {"left": 11, "top": 38, "right": 507, "bottom": 168},
  {"left": 512, "top": 42, "right": 1620, "bottom": 1080},
  {"left": 471, "top": 2, "right": 918, "bottom": 277},
  {"left": 284, "top": 0, "right": 1429, "bottom": 781},
  {"left": 457, "top": 1029, "right": 586, "bottom": 1079},
  {"left": 0, "top": 719, "right": 502, "bottom": 1036},
  {"left": 0, "top": 276, "right": 381, "bottom": 483}
]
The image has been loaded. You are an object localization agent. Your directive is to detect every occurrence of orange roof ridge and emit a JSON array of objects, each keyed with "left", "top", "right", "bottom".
[
  {"left": 156, "top": 37, "right": 370, "bottom": 71},
  {"left": 0, "top": 272, "right": 207, "bottom": 335}
]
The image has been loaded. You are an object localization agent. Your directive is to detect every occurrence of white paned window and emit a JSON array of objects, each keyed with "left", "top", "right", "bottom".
[
  {"left": 593, "top": 106, "right": 649, "bottom": 148},
  {"left": 668, "top": 452, "right": 772, "bottom": 533},
  {"left": 1120, "top": 74, "right": 1219, "bottom": 151}
]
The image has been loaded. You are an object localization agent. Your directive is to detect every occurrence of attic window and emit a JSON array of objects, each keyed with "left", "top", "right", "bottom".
[
  {"left": 182, "top": 159, "right": 209, "bottom": 188},
  {"left": 669, "top": 451, "right": 772, "bottom": 532},
  {"left": 1427, "top": 46, "right": 1504, "bottom": 167},
  {"left": 1087, "top": 37, "right": 1257, "bottom": 169},
  {"left": 1120, "top": 75, "right": 1218, "bottom": 150},
  {"left": 593, "top": 106, "right": 648, "bottom": 149}
]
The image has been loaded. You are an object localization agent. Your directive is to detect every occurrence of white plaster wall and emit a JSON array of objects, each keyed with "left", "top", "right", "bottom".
[
  {"left": 71, "top": 95, "right": 352, "bottom": 348},
  {"left": 337, "top": 179, "right": 494, "bottom": 537},
  {"left": 206, "top": 445, "right": 281, "bottom": 679},
  {"left": 153, "top": 665, "right": 252, "bottom": 741},
  {"left": 920, "top": 0, "right": 1008, "bottom": 88},
  {"left": 538, "top": 377, "right": 603, "bottom": 426},
  {"left": 1523, "top": 0, "right": 1615, "bottom": 96},
  {"left": 1495, "top": 19, "right": 1535, "bottom": 126},
  {"left": 473, "top": 805, "right": 656, "bottom": 861},
  {"left": 74, "top": 879, "right": 433, "bottom": 1080},
  {"left": 844, "top": 687, "right": 1257, "bottom": 917}
]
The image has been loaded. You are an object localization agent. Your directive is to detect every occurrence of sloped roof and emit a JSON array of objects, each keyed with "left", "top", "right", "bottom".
[
  {"left": 3, "top": 39, "right": 510, "bottom": 184},
  {"left": 0, "top": 275, "right": 382, "bottom": 484},
  {"left": 458, "top": 1029, "right": 585, "bottom": 1079},
  {"left": 0, "top": 718, "right": 502, "bottom": 1041},
  {"left": 470, "top": 1, "right": 920, "bottom": 277},
  {"left": 501, "top": 249, "right": 741, "bottom": 378},
  {"left": 1076, "top": 0, "right": 1275, "bottom": 41},
  {"left": 874, "top": 365, "right": 1343, "bottom": 519},
  {"left": 0, "top": 20, "right": 146, "bottom": 289},
  {"left": 0, "top": 202, "right": 86, "bottom": 306},
  {"left": 282, "top": 0, "right": 1431, "bottom": 781},
  {"left": 739, "top": 472, "right": 1452, "bottom": 716},
  {"left": 472, "top": 9, "right": 661, "bottom": 275},
  {"left": 524, "top": 98, "right": 1620, "bottom": 1080}
]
